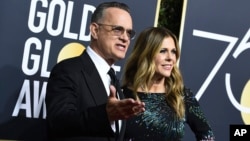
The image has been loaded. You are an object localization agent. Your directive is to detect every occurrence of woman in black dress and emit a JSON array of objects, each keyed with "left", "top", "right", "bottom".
[{"left": 121, "top": 27, "right": 215, "bottom": 141}]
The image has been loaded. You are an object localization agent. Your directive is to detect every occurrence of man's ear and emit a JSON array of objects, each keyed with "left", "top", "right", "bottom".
[{"left": 90, "top": 23, "right": 98, "bottom": 39}]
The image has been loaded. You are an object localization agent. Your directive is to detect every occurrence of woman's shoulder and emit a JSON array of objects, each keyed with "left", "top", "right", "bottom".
[{"left": 183, "top": 86, "right": 195, "bottom": 99}]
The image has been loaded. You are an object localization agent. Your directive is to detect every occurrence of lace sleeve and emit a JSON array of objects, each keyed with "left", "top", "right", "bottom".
[{"left": 184, "top": 87, "right": 215, "bottom": 140}]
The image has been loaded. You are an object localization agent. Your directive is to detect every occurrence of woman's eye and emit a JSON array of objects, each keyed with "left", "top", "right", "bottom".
[
  {"left": 160, "top": 49, "right": 167, "bottom": 53},
  {"left": 172, "top": 50, "right": 177, "bottom": 54}
]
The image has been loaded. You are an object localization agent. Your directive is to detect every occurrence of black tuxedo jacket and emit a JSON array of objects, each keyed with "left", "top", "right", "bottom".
[{"left": 46, "top": 51, "right": 125, "bottom": 141}]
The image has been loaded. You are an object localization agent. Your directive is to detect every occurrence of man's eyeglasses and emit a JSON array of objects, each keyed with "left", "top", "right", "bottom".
[{"left": 97, "top": 23, "right": 136, "bottom": 40}]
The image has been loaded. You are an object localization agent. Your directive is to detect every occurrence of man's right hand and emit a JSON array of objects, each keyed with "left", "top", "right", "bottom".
[{"left": 106, "top": 85, "right": 145, "bottom": 121}]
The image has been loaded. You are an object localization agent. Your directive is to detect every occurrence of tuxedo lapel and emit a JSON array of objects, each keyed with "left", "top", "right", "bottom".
[
  {"left": 79, "top": 51, "right": 126, "bottom": 141},
  {"left": 79, "top": 51, "right": 108, "bottom": 104}
]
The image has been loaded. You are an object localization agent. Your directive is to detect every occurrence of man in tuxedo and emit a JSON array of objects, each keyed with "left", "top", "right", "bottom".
[{"left": 45, "top": 1, "right": 145, "bottom": 141}]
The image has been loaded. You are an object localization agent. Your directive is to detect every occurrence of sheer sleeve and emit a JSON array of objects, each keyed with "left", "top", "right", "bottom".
[{"left": 184, "top": 88, "right": 215, "bottom": 141}]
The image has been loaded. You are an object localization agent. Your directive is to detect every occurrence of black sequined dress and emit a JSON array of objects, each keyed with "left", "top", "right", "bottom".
[{"left": 123, "top": 87, "right": 215, "bottom": 141}]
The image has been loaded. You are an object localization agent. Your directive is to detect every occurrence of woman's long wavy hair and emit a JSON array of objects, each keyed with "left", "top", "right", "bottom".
[{"left": 122, "top": 27, "right": 185, "bottom": 119}]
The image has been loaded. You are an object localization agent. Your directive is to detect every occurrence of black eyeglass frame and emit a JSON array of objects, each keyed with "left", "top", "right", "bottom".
[{"left": 96, "top": 23, "right": 136, "bottom": 40}]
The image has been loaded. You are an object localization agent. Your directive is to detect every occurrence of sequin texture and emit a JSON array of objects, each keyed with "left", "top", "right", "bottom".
[{"left": 123, "top": 87, "right": 215, "bottom": 141}]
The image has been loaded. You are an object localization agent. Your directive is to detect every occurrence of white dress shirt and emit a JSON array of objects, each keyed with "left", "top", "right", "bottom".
[{"left": 86, "top": 46, "right": 121, "bottom": 132}]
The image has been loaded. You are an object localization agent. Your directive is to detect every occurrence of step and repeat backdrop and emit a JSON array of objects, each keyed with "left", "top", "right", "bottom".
[
  {"left": 0, "top": 0, "right": 160, "bottom": 140},
  {"left": 180, "top": 0, "right": 250, "bottom": 140},
  {"left": 1, "top": 0, "right": 249, "bottom": 140}
]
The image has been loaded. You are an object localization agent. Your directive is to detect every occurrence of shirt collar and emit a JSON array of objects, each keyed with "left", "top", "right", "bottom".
[{"left": 86, "top": 46, "right": 113, "bottom": 75}]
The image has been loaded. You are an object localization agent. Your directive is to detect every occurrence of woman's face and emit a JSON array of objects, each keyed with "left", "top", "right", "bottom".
[{"left": 154, "top": 36, "right": 177, "bottom": 78}]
